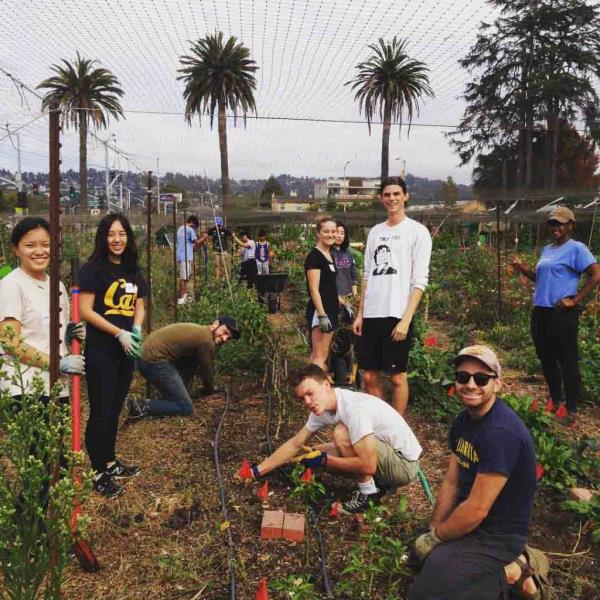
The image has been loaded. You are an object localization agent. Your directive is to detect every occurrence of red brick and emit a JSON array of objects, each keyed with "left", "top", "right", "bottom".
[
  {"left": 569, "top": 488, "right": 594, "bottom": 502},
  {"left": 260, "top": 510, "right": 284, "bottom": 540},
  {"left": 282, "top": 512, "right": 305, "bottom": 542}
]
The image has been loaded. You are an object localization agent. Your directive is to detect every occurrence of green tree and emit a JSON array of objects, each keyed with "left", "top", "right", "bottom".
[
  {"left": 178, "top": 33, "right": 258, "bottom": 213},
  {"left": 261, "top": 175, "right": 283, "bottom": 199},
  {"left": 346, "top": 37, "right": 433, "bottom": 182},
  {"left": 449, "top": 0, "right": 600, "bottom": 192},
  {"left": 436, "top": 176, "right": 459, "bottom": 207},
  {"left": 38, "top": 53, "right": 124, "bottom": 210}
]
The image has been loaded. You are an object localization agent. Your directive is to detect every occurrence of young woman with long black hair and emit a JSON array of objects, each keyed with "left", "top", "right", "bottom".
[{"left": 80, "top": 214, "right": 147, "bottom": 497}]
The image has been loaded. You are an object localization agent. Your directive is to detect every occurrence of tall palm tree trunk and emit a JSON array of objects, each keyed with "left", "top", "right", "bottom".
[
  {"left": 380, "top": 100, "right": 392, "bottom": 182},
  {"left": 78, "top": 110, "right": 88, "bottom": 210},
  {"left": 217, "top": 99, "right": 230, "bottom": 211}
]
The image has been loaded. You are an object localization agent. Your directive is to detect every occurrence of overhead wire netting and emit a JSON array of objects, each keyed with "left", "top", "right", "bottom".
[{"left": 0, "top": 0, "right": 499, "bottom": 180}]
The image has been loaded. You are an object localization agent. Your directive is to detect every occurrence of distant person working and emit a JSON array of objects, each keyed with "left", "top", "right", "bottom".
[
  {"left": 255, "top": 230, "right": 270, "bottom": 275},
  {"left": 176, "top": 214, "right": 201, "bottom": 305},
  {"left": 130, "top": 317, "right": 241, "bottom": 418},
  {"left": 232, "top": 230, "right": 258, "bottom": 286},
  {"left": 207, "top": 217, "right": 232, "bottom": 281}
]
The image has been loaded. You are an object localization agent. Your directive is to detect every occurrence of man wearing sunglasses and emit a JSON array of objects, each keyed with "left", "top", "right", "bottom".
[{"left": 410, "top": 345, "right": 541, "bottom": 600}]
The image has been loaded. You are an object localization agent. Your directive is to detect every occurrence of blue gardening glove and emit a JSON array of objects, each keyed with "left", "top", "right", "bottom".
[
  {"left": 251, "top": 464, "right": 261, "bottom": 479},
  {"left": 291, "top": 446, "right": 328, "bottom": 469},
  {"left": 65, "top": 321, "right": 86, "bottom": 347},
  {"left": 115, "top": 330, "right": 142, "bottom": 358},
  {"left": 414, "top": 527, "right": 443, "bottom": 560},
  {"left": 59, "top": 354, "right": 85, "bottom": 375},
  {"left": 318, "top": 315, "right": 333, "bottom": 333}
]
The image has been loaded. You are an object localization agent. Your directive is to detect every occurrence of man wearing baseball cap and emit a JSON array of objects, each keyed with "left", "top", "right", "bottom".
[
  {"left": 510, "top": 206, "right": 599, "bottom": 424},
  {"left": 129, "top": 316, "right": 240, "bottom": 418},
  {"left": 409, "top": 345, "right": 545, "bottom": 600}
]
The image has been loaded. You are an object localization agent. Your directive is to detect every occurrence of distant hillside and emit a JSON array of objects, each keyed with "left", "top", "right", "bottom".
[{"left": 0, "top": 168, "right": 472, "bottom": 204}]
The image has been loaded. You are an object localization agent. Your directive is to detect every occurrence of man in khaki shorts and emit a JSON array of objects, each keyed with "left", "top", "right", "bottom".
[{"left": 249, "top": 363, "right": 422, "bottom": 514}]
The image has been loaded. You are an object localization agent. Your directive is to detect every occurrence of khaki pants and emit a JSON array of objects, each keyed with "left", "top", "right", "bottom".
[{"left": 375, "top": 439, "right": 419, "bottom": 487}]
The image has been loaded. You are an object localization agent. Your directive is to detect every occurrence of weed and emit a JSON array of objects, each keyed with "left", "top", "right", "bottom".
[
  {"left": 288, "top": 464, "right": 326, "bottom": 507},
  {"left": 562, "top": 493, "right": 600, "bottom": 544},
  {"left": 270, "top": 574, "right": 320, "bottom": 599}
]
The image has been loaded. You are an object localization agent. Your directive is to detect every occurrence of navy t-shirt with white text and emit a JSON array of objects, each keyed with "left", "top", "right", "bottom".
[{"left": 449, "top": 398, "right": 537, "bottom": 537}]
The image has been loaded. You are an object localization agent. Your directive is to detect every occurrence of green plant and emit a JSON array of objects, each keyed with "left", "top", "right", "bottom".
[
  {"left": 288, "top": 464, "right": 326, "bottom": 506},
  {"left": 0, "top": 362, "right": 90, "bottom": 599},
  {"left": 270, "top": 574, "right": 320, "bottom": 600},
  {"left": 562, "top": 493, "right": 600, "bottom": 544},
  {"left": 338, "top": 500, "right": 413, "bottom": 599}
]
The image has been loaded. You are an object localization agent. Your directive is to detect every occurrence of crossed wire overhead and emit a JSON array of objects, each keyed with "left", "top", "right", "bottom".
[{"left": 0, "top": 0, "right": 504, "bottom": 178}]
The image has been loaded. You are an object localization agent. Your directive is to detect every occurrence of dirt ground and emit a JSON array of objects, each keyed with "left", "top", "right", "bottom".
[{"left": 60, "top": 312, "right": 600, "bottom": 600}]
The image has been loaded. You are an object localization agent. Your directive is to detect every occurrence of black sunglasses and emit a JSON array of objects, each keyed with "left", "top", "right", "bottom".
[
  {"left": 547, "top": 220, "right": 567, "bottom": 228},
  {"left": 455, "top": 371, "right": 497, "bottom": 386}
]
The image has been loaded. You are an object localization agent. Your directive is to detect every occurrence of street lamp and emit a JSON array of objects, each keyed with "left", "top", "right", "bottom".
[{"left": 395, "top": 157, "right": 406, "bottom": 178}]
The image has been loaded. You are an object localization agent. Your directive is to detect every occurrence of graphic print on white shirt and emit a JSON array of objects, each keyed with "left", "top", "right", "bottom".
[{"left": 372, "top": 243, "right": 398, "bottom": 275}]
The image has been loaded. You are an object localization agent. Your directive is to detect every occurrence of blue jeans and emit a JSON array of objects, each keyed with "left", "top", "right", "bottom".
[{"left": 136, "top": 358, "right": 194, "bottom": 416}]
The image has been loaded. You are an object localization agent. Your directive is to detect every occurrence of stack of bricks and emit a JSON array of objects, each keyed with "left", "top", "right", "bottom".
[{"left": 260, "top": 510, "right": 305, "bottom": 542}]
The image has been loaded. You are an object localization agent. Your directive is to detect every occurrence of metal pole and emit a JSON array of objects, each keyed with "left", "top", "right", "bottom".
[
  {"left": 183, "top": 209, "right": 188, "bottom": 299},
  {"left": 104, "top": 141, "right": 109, "bottom": 207},
  {"left": 48, "top": 107, "right": 61, "bottom": 387},
  {"left": 173, "top": 192, "right": 178, "bottom": 321},
  {"left": 16, "top": 132, "right": 22, "bottom": 191},
  {"left": 497, "top": 159, "right": 506, "bottom": 322},
  {"left": 146, "top": 171, "right": 153, "bottom": 334},
  {"left": 156, "top": 157, "right": 160, "bottom": 215}
]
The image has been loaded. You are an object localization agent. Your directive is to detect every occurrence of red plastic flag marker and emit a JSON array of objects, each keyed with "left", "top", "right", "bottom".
[
  {"left": 301, "top": 468, "right": 313, "bottom": 482},
  {"left": 239, "top": 459, "right": 252, "bottom": 480},
  {"left": 536, "top": 463, "right": 544, "bottom": 481},
  {"left": 423, "top": 336, "right": 438, "bottom": 348},
  {"left": 447, "top": 384, "right": 456, "bottom": 397},
  {"left": 544, "top": 399, "right": 555, "bottom": 414},
  {"left": 329, "top": 501, "right": 341, "bottom": 518},
  {"left": 555, "top": 404, "right": 568, "bottom": 418},
  {"left": 530, "top": 398, "right": 539, "bottom": 412},
  {"left": 257, "top": 481, "right": 269, "bottom": 501},
  {"left": 256, "top": 577, "right": 269, "bottom": 600}
]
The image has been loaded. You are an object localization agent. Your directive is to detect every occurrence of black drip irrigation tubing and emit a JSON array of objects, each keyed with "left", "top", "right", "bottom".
[
  {"left": 265, "top": 389, "right": 335, "bottom": 598},
  {"left": 214, "top": 387, "right": 237, "bottom": 600}
]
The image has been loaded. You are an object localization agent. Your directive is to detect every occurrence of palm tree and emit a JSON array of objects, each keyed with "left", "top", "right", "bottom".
[
  {"left": 38, "top": 53, "right": 124, "bottom": 210},
  {"left": 178, "top": 32, "right": 258, "bottom": 211},
  {"left": 346, "top": 37, "right": 434, "bottom": 182}
]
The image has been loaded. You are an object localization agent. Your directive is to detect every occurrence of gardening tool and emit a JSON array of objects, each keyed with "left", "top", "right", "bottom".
[
  {"left": 418, "top": 466, "right": 436, "bottom": 507},
  {"left": 70, "top": 258, "right": 100, "bottom": 573}
]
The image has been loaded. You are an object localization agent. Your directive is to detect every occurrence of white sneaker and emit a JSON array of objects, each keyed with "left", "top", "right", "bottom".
[{"left": 177, "top": 294, "right": 187, "bottom": 305}]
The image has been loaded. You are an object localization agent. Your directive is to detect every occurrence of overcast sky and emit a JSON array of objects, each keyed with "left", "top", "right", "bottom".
[{"left": 0, "top": 0, "right": 500, "bottom": 185}]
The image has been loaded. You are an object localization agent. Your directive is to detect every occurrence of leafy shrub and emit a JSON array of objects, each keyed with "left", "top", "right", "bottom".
[
  {"left": 563, "top": 493, "right": 600, "bottom": 544},
  {"left": 270, "top": 574, "right": 320, "bottom": 599},
  {"left": 338, "top": 499, "right": 414, "bottom": 599},
  {"left": 179, "top": 282, "right": 270, "bottom": 376},
  {"left": 0, "top": 368, "right": 90, "bottom": 599}
]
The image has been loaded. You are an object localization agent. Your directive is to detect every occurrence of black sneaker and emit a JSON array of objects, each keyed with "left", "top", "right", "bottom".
[
  {"left": 339, "top": 489, "right": 386, "bottom": 515},
  {"left": 106, "top": 459, "right": 140, "bottom": 479},
  {"left": 93, "top": 472, "right": 123, "bottom": 498},
  {"left": 126, "top": 396, "right": 148, "bottom": 421}
]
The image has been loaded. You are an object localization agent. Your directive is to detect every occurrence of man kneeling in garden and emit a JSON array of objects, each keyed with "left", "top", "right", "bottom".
[
  {"left": 409, "top": 345, "right": 544, "bottom": 600},
  {"left": 251, "top": 363, "right": 422, "bottom": 514},
  {"left": 130, "top": 317, "right": 240, "bottom": 418}
]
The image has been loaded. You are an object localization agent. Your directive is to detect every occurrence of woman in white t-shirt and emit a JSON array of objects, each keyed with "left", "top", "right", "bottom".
[{"left": 0, "top": 217, "right": 85, "bottom": 401}]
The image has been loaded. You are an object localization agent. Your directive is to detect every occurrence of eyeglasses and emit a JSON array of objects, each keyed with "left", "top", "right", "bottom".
[
  {"left": 455, "top": 371, "right": 497, "bottom": 386},
  {"left": 547, "top": 220, "right": 567, "bottom": 228}
]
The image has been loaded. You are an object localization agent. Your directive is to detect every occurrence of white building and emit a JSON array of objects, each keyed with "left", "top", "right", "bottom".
[{"left": 315, "top": 176, "right": 381, "bottom": 204}]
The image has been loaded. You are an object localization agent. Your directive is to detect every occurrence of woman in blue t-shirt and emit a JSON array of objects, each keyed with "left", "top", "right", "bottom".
[
  {"left": 80, "top": 214, "right": 147, "bottom": 497},
  {"left": 510, "top": 207, "right": 599, "bottom": 423}
]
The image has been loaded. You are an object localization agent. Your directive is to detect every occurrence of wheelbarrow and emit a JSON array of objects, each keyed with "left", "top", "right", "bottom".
[{"left": 254, "top": 273, "right": 288, "bottom": 313}]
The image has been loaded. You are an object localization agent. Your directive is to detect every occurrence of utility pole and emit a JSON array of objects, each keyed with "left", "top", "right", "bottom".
[
  {"left": 48, "top": 106, "right": 61, "bottom": 388},
  {"left": 146, "top": 171, "right": 153, "bottom": 334},
  {"left": 156, "top": 157, "right": 161, "bottom": 214},
  {"left": 15, "top": 132, "right": 22, "bottom": 191},
  {"left": 104, "top": 141, "right": 110, "bottom": 206}
]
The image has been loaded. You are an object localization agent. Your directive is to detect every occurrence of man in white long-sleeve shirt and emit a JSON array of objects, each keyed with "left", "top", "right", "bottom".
[{"left": 353, "top": 177, "right": 432, "bottom": 414}]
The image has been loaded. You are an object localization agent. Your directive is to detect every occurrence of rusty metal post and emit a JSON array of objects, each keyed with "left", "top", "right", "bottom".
[
  {"left": 145, "top": 171, "right": 153, "bottom": 334},
  {"left": 48, "top": 106, "right": 61, "bottom": 388},
  {"left": 173, "top": 194, "right": 178, "bottom": 320}
]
